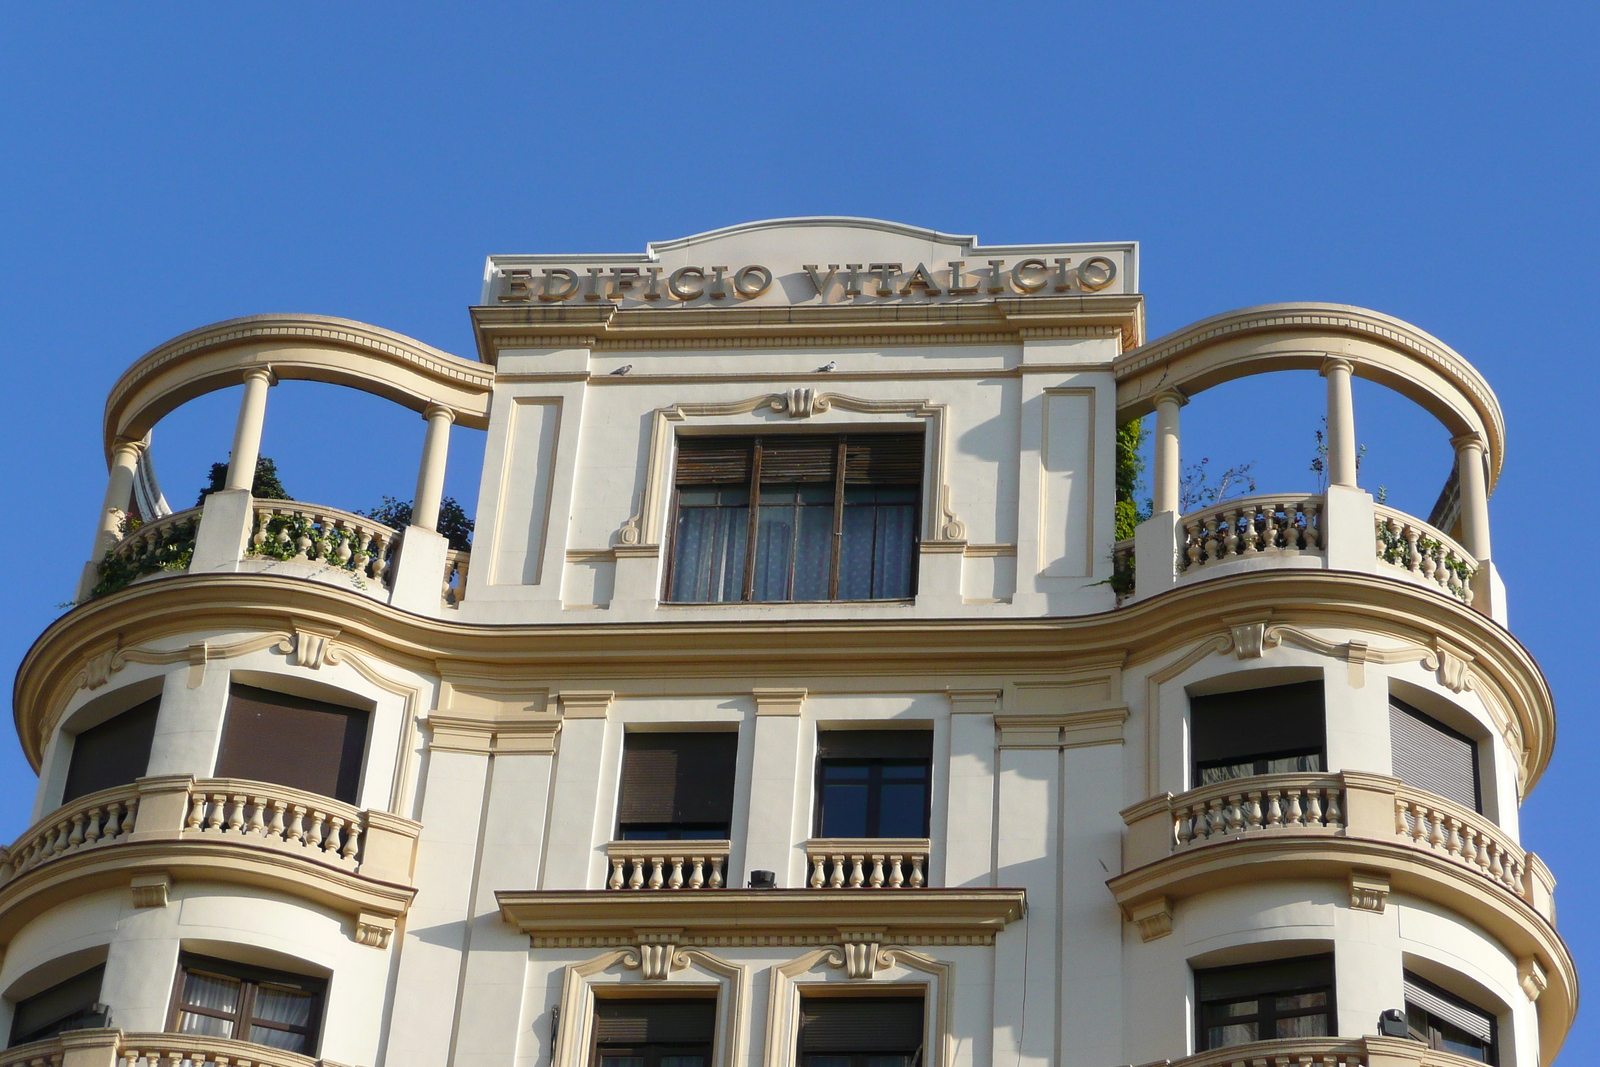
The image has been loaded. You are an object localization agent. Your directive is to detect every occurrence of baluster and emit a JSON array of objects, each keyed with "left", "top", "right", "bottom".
[
  {"left": 294, "top": 518, "right": 313, "bottom": 561},
  {"left": 120, "top": 796, "right": 137, "bottom": 835},
  {"left": 1222, "top": 509, "right": 1240, "bottom": 558},
  {"left": 83, "top": 807, "right": 103, "bottom": 844},
  {"left": 1185, "top": 521, "right": 1203, "bottom": 567},
  {"left": 322, "top": 816, "right": 347, "bottom": 854},
  {"left": 1305, "top": 788, "right": 1324, "bottom": 827},
  {"left": 1202, "top": 515, "right": 1221, "bottom": 562},
  {"left": 667, "top": 857, "right": 684, "bottom": 889},
  {"left": 251, "top": 509, "right": 269, "bottom": 552},
  {"left": 810, "top": 854, "right": 826, "bottom": 887},
  {"left": 1226, "top": 794, "right": 1246, "bottom": 833},
  {"left": 1264, "top": 791, "right": 1284, "bottom": 828},
  {"left": 105, "top": 800, "right": 128, "bottom": 841},
  {"left": 1395, "top": 799, "right": 1410, "bottom": 836},
  {"left": 1487, "top": 843, "right": 1505, "bottom": 882},
  {"left": 224, "top": 795, "right": 245, "bottom": 833},
  {"left": 888, "top": 854, "right": 905, "bottom": 888},
  {"left": 1404, "top": 525, "right": 1422, "bottom": 572},
  {"left": 708, "top": 856, "right": 724, "bottom": 888},
  {"left": 341, "top": 821, "right": 362, "bottom": 861},
  {"left": 305, "top": 810, "right": 326, "bottom": 851},
  {"left": 628, "top": 856, "right": 645, "bottom": 890},
  {"left": 609, "top": 858, "right": 625, "bottom": 890},
  {"left": 829, "top": 854, "right": 845, "bottom": 888},
  {"left": 67, "top": 814, "right": 86, "bottom": 850},
  {"left": 1504, "top": 856, "right": 1525, "bottom": 893},
  {"left": 265, "top": 801, "right": 287, "bottom": 842},
  {"left": 688, "top": 856, "right": 705, "bottom": 889},
  {"left": 285, "top": 805, "right": 307, "bottom": 844},
  {"left": 1427, "top": 809, "right": 1447, "bottom": 850},
  {"left": 908, "top": 853, "right": 924, "bottom": 887},
  {"left": 186, "top": 793, "right": 206, "bottom": 830},
  {"left": 1302, "top": 501, "right": 1321, "bottom": 550},
  {"left": 245, "top": 797, "right": 267, "bottom": 836},
  {"left": 455, "top": 556, "right": 469, "bottom": 603},
  {"left": 869, "top": 855, "right": 885, "bottom": 888},
  {"left": 1207, "top": 798, "right": 1227, "bottom": 837},
  {"left": 334, "top": 521, "right": 354, "bottom": 566},
  {"left": 1244, "top": 792, "right": 1264, "bottom": 830},
  {"left": 1473, "top": 830, "right": 1490, "bottom": 871},
  {"left": 848, "top": 855, "right": 865, "bottom": 887},
  {"left": 1286, "top": 789, "right": 1306, "bottom": 826},
  {"left": 51, "top": 820, "right": 70, "bottom": 855},
  {"left": 1175, "top": 807, "right": 1194, "bottom": 847},
  {"left": 1324, "top": 789, "right": 1343, "bottom": 830},
  {"left": 372, "top": 531, "right": 393, "bottom": 583},
  {"left": 647, "top": 857, "right": 665, "bottom": 890}
]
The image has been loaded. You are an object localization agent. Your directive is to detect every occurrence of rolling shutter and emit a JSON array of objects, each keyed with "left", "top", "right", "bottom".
[
  {"left": 62, "top": 697, "right": 159, "bottom": 803},
  {"left": 845, "top": 435, "right": 923, "bottom": 484},
  {"left": 799, "top": 997, "right": 924, "bottom": 1054},
  {"left": 675, "top": 438, "right": 753, "bottom": 484},
  {"left": 617, "top": 733, "right": 738, "bottom": 829},
  {"left": 1389, "top": 700, "right": 1480, "bottom": 812},
  {"left": 1404, "top": 974, "right": 1493, "bottom": 1042},
  {"left": 758, "top": 438, "right": 838, "bottom": 483},
  {"left": 593, "top": 999, "right": 716, "bottom": 1044},
  {"left": 1196, "top": 954, "right": 1333, "bottom": 1003},
  {"left": 674, "top": 435, "right": 924, "bottom": 486},
  {"left": 1189, "top": 681, "right": 1325, "bottom": 769},
  {"left": 215, "top": 685, "right": 369, "bottom": 804},
  {"left": 817, "top": 730, "right": 934, "bottom": 760}
]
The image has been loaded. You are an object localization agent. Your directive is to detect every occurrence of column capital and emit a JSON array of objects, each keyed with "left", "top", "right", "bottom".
[
  {"left": 1450, "top": 431, "right": 1486, "bottom": 454},
  {"left": 423, "top": 402, "right": 457, "bottom": 424},
  {"left": 109, "top": 436, "right": 147, "bottom": 458},
  {"left": 1319, "top": 355, "right": 1354, "bottom": 377},
  {"left": 241, "top": 364, "right": 278, "bottom": 386},
  {"left": 1151, "top": 388, "right": 1188, "bottom": 409}
]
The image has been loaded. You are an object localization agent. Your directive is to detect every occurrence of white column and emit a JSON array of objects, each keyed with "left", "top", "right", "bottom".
[
  {"left": 413, "top": 403, "right": 455, "bottom": 533},
  {"left": 744, "top": 688, "right": 808, "bottom": 886},
  {"left": 1152, "top": 390, "right": 1184, "bottom": 516},
  {"left": 1321, "top": 357, "right": 1358, "bottom": 488},
  {"left": 224, "top": 367, "right": 275, "bottom": 492},
  {"left": 91, "top": 439, "right": 143, "bottom": 555},
  {"left": 1452, "top": 432, "right": 1492, "bottom": 561}
]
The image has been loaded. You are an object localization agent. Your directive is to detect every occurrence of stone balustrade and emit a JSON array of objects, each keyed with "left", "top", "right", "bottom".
[
  {"left": 443, "top": 549, "right": 470, "bottom": 607},
  {"left": 249, "top": 502, "right": 400, "bottom": 586},
  {"left": 805, "top": 838, "right": 929, "bottom": 888},
  {"left": 1180, "top": 493, "right": 1323, "bottom": 573},
  {"left": 1135, "top": 1034, "right": 1490, "bottom": 1067},
  {"left": 90, "top": 508, "right": 203, "bottom": 598},
  {"left": 0, "top": 776, "right": 419, "bottom": 890},
  {"left": 605, "top": 840, "right": 729, "bottom": 889},
  {"left": 1123, "top": 771, "right": 1551, "bottom": 923},
  {"left": 1374, "top": 504, "right": 1477, "bottom": 604},
  {"left": 0, "top": 1028, "right": 354, "bottom": 1067}
]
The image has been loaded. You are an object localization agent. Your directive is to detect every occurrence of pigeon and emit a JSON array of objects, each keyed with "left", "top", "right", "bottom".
[
  {"left": 817, "top": 361, "right": 837, "bottom": 372},
  {"left": 610, "top": 364, "right": 633, "bottom": 375}
]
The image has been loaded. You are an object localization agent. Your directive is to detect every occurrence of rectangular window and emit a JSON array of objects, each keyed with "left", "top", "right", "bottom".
[
  {"left": 617, "top": 732, "right": 738, "bottom": 840},
  {"left": 1195, "top": 954, "right": 1335, "bottom": 1051},
  {"left": 798, "top": 995, "right": 924, "bottom": 1067},
  {"left": 1190, "top": 682, "right": 1325, "bottom": 788},
  {"left": 1390, "top": 700, "right": 1481, "bottom": 812},
  {"left": 62, "top": 696, "right": 159, "bottom": 803},
  {"left": 168, "top": 954, "right": 325, "bottom": 1056},
  {"left": 1405, "top": 972, "right": 1496, "bottom": 1064},
  {"left": 666, "top": 434, "right": 922, "bottom": 604},
  {"left": 214, "top": 684, "right": 369, "bottom": 804},
  {"left": 8, "top": 964, "right": 106, "bottom": 1047},
  {"left": 592, "top": 997, "right": 715, "bottom": 1067},
  {"left": 815, "top": 731, "right": 932, "bottom": 839}
]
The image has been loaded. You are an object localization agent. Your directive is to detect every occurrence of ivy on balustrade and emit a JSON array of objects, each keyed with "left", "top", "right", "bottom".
[
  {"left": 90, "top": 515, "right": 198, "bottom": 599},
  {"left": 248, "top": 511, "right": 392, "bottom": 584},
  {"left": 1374, "top": 523, "right": 1476, "bottom": 583}
]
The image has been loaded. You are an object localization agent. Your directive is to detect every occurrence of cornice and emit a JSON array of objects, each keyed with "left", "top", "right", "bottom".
[
  {"left": 495, "top": 888, "right": 1025, "bottom": 946},
  {"left": 14, "top": 570, "right": 1555, "bottom": 793},
  {"left": 470, "top": 295, "right": 1144, "bottom": 363}
]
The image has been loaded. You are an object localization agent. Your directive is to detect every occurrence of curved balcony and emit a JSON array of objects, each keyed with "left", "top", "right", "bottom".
[
  {"left": 1112, "top": 771, "right": 1573, "bottom": 1064},
  {"left": 1143, "top": 1035, "right": 1492, "bottom": 1067},
  {"left": 2, "top": 1027, "right": 353, "bottom": 1067},
  {"left": 0, "top": 775, "right": 419, "bottom": 948}
]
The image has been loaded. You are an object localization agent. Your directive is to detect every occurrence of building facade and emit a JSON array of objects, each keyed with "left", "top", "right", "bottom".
[{"left": 4, "top": 219, "right": 1573, "bottom": 1067}]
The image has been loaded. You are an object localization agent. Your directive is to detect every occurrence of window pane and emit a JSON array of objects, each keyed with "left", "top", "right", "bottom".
[
  {"left": 867, "top": 1057, "right": 913, "bottom": 1067},
  {"left": 878, "top": 781, "right": 928, "bottom": 837},
  {"left": 252, "top": 984, "right": 314, "bottom": 1028},
  {"left": 671, "top": 493, "right": 749, "bottom": 603},
  {"left": 180, "top": 971, "right": 241, "bottom": 1014},
  {"left": 804, "top": 1058, "right": 852, "bottom": 1067},
  {"left": 754, "top": 504, "right": 796, "bottom": 600},
  {"left": 600, "top": 1057, "right": 645, "bottom": 1067},
  {"left": 820, "top": 780, "right": 870, "bottom": 837},
  {"left": 178, "top": 1012, "right": 235, "bottom": 1039},
  {"left": 792, "top": 501, "right": 834, "bottom": 601},
  {"left": 1266, "top": 754, "right": 1325, "bottom": 775},
  {"left": 249, "top": 1025, "right": 309, "bottom": 1053},
  {"left": 660, "top": 1057, "right": 707, "bottom": 1067},
  {"left": 1206, "top": 1022, "right": 1258, "bottom": 1049},
  {"left": 839, "top": 489, "right": 916, "bottom": 600},
  {"left": 1276, "top": 1014, "right": 1330, "bottom": 1038},
  {"left": 1200, "top": 762, "right": 1254, "bottom": 785},
  {"left": 1276, "top": 992, "right": 1327, "bottom": 1012},
  {"left": 1441, "top": 1037, "right": 1489, "bottom": 1062}
]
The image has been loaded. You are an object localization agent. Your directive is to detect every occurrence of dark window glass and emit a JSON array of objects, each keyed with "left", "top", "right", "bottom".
[
  {"left": 214, "top": 685, "right": 368, "bottom": 803},
  {"left": 617, "top": 733, "right": 738, "bottom": 840},
  {"left": 593, "top": 998, "right": 715, "bottom": 1067},
  {"left": 799, "top": 996, "right": 923, "bottom": 1067},
  {"left": 1390, "top": 700, "right": 1481, "bottom": 812},
  {"left": 1195, "top": 955, "right": 1335, "bottom": 1052},
  {"left": 168, "top": 954, "right": 324, "bottom": 1056},
  {"left": 8, "top": 964, "right": 106, "bottom": 1047},
  {"left": 816, "top": 731, "right": 932, "bottom": 838},
  {"left": 1405, "top": 972, "right": 1497, "bottom": 1064},
  {"left": 62, "top": 697, "right": 159, "bottom": 803},
  {"left": 666, "top": 435, "right": 921, "bottom": 604},
  {"left": 1190, "top": 682, "right": 1325, "bottom": 787}
]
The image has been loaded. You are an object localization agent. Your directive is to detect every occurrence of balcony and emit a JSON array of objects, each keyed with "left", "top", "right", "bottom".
[
  {"left": 0, "top": 775, "right": 419, "bottom": 948},
  {"left": 605, "top": 840, "right": 730, "bottom": 889},
  {"left": 0, "top": 1028, "right": 353, "bottom": 1067},
  {"left": 805, "top": 838, "right": 930, "bottom": 888},
  {"left": 1138, "top": 1035, "right": 1492, "bottom": 1067}
]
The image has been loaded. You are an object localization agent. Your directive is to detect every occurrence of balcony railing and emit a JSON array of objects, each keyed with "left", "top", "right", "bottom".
[
  {"left": 605, "top": 840, "right": 729, "bottom": 889},
  {"left": 248, "top": 501, "right": 399, "bottom": 588},
  {"left": 1123, "top": 771, "right": 1552, "bottom": 921},
  {"left": 91, "top": 508, "right": 202, "bottom": 598},
  {"left": 1142, "top": 1035, "right": 1490, "bottom": 1067},
  {"left": 0, "top": 1028, "right": 352, "bottom": 1067},
  {"left": 443, "top": 548, "right": 470, "bottom": 607},
  {"left": 1179, "top": 493, "right": 1324, "bottom": 574},
  {"left": 1374, "top": 504, "right": 1476, "bottom": 604},
  {"left": 805, "top": 838, "right": 929, "bottom": 888}
]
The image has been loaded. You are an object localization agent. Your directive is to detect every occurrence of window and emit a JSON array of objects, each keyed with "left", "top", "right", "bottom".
[
  {"left": 1195, "top": 955, "right": 1334, "bottom": 1051},
  {"left": 62, "top": 697, "right": 159, "bottom": 803},
  {"left": 1390, "top": 700, "right": 1481, "bottom": 812},
  {"left": 214, "top": 684, "right": 368, "bottom": 804},
  {"left": 798, "top": 995, "right": 924, "bottom": 1067},
  {"left": 815, "top": 731, "right": 932, "bottom": 839},
  {"left": 1405, "top": 972, "right": 1497, "bottom": 1064},
  {"left": 8, "top": 964, "right": 106, "bottom": 1047},
  {"left": 1190, "top": 682, "right": 1325, "bottom": 787},
  {"left": 617, "top": 732, "right": 738, "bottom": 840},
  {"left": 666, "top": 434, "right": 922, "bottom": 603},
  {"left": 168, "top": 954, "right": 325, "bottom": 1056},
  {"left": 592, "top": 998, "right": 715, "bottom": 1067}
]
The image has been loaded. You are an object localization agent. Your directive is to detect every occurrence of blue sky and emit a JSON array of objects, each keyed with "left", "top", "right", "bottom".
[{"left": 1, "top": 5, "right": 1596, "bottom": 1060}]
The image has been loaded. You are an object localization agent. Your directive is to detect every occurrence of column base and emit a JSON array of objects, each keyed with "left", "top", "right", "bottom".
[
  {"left": 1322, "top": 484, "right": 1377, "bottom": 573},
  {"left": 388, "top": 525, "right": 450, "bottom": 614},
  {"left": 1471, "top": 558, "right": 1508, "bottom": 627},
  {"left": 1132, "top": 512, "right": 1180, "bottom": 600},
  {"left": 189, "top": 489, "right": 255, "bottom": 573}
]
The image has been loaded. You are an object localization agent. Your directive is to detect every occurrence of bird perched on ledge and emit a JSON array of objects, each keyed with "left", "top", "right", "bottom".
[{"left": 610, "top": 364, "right": 633, "bottom": 375}]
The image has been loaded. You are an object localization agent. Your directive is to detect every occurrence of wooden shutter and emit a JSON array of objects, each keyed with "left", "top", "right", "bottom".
[
  {"left": 1390, "top": 701, "right": 1480, "bottom": 812},
  {"left": 1404, "top": 973, "right": 1493, "bottom": 1042},
  {"left": 593, "top": 999, "right": 716, "bottom": 1044},
  {"left": 62, "top": 697, "right": 159, "bottom": 803},
  {"left": 215, "top": 685, "right": 369, "bottom": 804},
  {"left": 845, "top": 434, "right": 924, "bottom": 484},
  {"left": 817, "top": 730, "right": 933, "bottom": 760},
  {"left": 1196, "top": 954, "right": 1334, "bottom": 1002},
  {"left": 1189, "top": 681, "right": 1325, "bottom": 768},
  {"left": 799, "top": 997, "right": 924, "bottom": 1054},
  {"left": 617, "top": 733, "right": 738, "bottom": 827},
  {"left": 676, "top": 437, "right": 753, "bottom": 484},
  {"left": 758, "top": 438, "right": 837, "bottom": 483}
]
